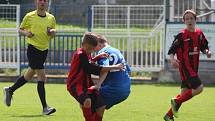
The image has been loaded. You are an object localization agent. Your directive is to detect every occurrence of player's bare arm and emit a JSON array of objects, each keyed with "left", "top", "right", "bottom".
[
  {"left": 19, "top": 28, "right": 34, "bottom": 38},
  {"left": 169, "top": 54, "right": 179, "bottom": 68},
  {"left": 89, "top": 63, "right": 124, "bottom": 90},
  {"left": 91, "top": 52, "right": 109, "bottom": 62},
  {"left": 101, "top": 63, "right": 124, "bottom": 72},
  {"left": 89, "top": 71, "right": 108, "bottom": 91}
]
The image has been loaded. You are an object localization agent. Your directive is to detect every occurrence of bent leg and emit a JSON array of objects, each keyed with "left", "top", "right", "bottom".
[
  {"left": 10, "top": 67, "right": 35, "bottom": 93},
  {"left": 3, "top": 68, "right": 34, "bottom": 106},
  {"left": 176, "top": 77, "right": 204, "bottom": 105},
  {"left": 82, "top": 98, "right": 94, "bottom": 121}
]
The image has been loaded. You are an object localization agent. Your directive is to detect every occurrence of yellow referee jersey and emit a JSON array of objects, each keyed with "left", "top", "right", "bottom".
[{"left": 20, "top": 10, "right": 56, "bottom": 51}]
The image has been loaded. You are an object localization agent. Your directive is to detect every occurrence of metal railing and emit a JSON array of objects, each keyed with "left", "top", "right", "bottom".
[
  {"left": 20, "top": 34, "right": 83, "bottom": 69},
  {"left": 90, "top": 5, "right": 166, "bottom": 71},
  {"left": 0, "top": 4, "right": 20, "bottom": 74},
  {"left": 169, "top": 0, "right": 214, "bottom": 22}
]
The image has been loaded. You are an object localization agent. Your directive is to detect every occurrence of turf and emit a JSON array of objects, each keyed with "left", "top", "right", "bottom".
[{"left": 0, "top": 82, "right": 215, "bottom": 121}]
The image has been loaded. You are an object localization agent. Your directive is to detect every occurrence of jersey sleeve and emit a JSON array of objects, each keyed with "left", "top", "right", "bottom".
[
  {"left": 51, "top": 16, "right": 56, "bottom": 29},
  {"left": 168, "top": 33, "right": 182, "bottom": 55},
  {"left": 20, "top": 14, "right": 30, "bottom": 29},
  {"left": 199, "top": 32, "right": 209, "bottom": 53},
  {"left": 79, "top": 53, "right": 102, "bottom": 75},
  {"left": 97, "top": 58, "right": 109, "bottom": 66}
]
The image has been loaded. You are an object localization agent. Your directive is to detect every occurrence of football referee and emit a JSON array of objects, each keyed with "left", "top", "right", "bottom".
[{"left": 3, "top": 0, "right": 56, "bottom": 115}]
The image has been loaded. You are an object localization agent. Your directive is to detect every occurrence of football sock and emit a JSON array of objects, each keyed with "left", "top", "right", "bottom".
[
  {"left": 9, "top": 76, "right": 27, "bottom": 93},
  {"left": 167, "top": 108, "right": 173, "bottom": 118},
  {"left": 167, "top": 94, "right": 181, "bottom": 118},
  {"left": 94, "top": 113, "right": 102, "bottom": 121},
  {"left": 176, "top": 89, "right": 192, "bottom": 104},
  {"left": 82, "top": 107, "right": 93, "bottom": 121},
  {"left": 37, "top": 81, "right": 47, "bottom": 108}
]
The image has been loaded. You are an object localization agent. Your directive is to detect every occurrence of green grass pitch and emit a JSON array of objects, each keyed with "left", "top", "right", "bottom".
[{"left": 0, "top": 82, "right": 215, "bottom": 121}]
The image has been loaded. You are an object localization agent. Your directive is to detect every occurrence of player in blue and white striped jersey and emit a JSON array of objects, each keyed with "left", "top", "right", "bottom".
[{"left": 93, "top": 34, "right": 131, "bottom": 109}]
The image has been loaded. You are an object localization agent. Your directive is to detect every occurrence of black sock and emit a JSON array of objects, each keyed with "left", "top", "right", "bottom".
[
  {"left": 9, "top": 76, "right": 27, "bottom": 93},
  {"left": 37, "top": 81, "right": 47, "bottom": 109}
]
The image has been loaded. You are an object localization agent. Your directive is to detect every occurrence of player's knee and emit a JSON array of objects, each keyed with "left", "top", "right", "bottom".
[
  {"left": 198, "top": 84, "right": 204, "bottom": 93},
  {"left": 83, "top": 98, "right": 91, "bottom": 108},
  {"left": 194, "top": 84, "right": 204, "bottom": 95},
  {"left": 24, "top": 69, "right": 35, "bottom": 80},
  {"left": 96, "top": 106, "right": 106, "bottom": 116},
  {"left": 37, "top": 75, "right": 46, "bottom": 81},
  {"left": 24, "top": 74, "right": 32, "bottom": 81}
]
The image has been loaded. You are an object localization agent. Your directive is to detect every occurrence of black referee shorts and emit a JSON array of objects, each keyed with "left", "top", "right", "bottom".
[
  {"left": 27, "top": 44, "right": 48, "bottom": 69},
  {"left": 181, "top": 76, "right": 202, "bottom": 89}
]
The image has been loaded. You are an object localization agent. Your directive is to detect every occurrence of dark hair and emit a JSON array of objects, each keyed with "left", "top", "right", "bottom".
[
  {"left": 183, "top": 9, "right": 197, "bottom": 20},
  {"left": 82, "top": 32, "right": 98, "bottom": 47}
]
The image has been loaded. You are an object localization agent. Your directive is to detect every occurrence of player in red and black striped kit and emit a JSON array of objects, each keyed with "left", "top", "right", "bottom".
[
  {"left": 163, "top": 10, "right": 212, "bottom": 121},
  {"left": 66, "top": 32, "right": 123, "bottom": 121}
]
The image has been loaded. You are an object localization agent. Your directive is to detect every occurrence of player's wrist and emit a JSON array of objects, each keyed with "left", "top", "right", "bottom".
[
  {"left": 169, "top": 58, "right": 175, "bottom": 63},
  {"left": 96, "top": 84, "right": 101, "bottom": 89},
  {"left": 205, "top": 49, "right": 210, "bottom": 54},
  {"left": 23, "top": 30, "right": 28, "bottom": 36}
]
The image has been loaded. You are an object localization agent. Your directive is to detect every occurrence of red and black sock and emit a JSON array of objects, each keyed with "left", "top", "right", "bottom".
[
  {"left": 167, "top": 94, "right": 181, "bottom": 118},
  {"left": 82, "top": 107, "right": 93, "bottom": 121},
  {"left": 176, "top": 89, "right": 192, "bottom": 104},
  {"left": 93, "top": 113, "right": 102, "bottom": 121},
  {"left": 166, "top": 108, "right": 173, "bottom": 118}
]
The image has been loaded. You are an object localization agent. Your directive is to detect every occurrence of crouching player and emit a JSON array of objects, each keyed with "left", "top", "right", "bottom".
[
  {"left": 66, "top": 32, "right": 124, "bottom": 121},
  {"left": 164, "top": 10, "right": 212, "bottom": 121},
  {"left": 92, "top": 34, "right": 131, "bottom": 110}
]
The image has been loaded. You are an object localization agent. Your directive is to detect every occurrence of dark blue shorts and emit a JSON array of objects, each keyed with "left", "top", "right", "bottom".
[
  {"left": 27, "top": 44, "right": 48, "bottom": 69},
  {"left": 100, "top": 87, "right": 130, "bottom": 109}
]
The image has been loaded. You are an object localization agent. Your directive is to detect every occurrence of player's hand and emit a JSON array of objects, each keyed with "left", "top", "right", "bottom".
[
  {"left": 206, "top": 50, "right": 212, "bottom": 58},
  {"left": 92, "top": 52, "right": 109, "bottom": 62},
  {"left": 88, "top": 85, "right": 100, "bottom": 91},
  {"left": 25, "top": 31, "right": 34, "bottom": 38},
  {"left": 98, "top": 52, "right": 109, "bottom": 58},
  {"left": 94, "top": 85, "right": 101, "bottom": 90},
  {"left": 94, "top": 52, "right": 109, "bottom": 60},
  {"left": 169, "top": 58, "right": 179, "bottom": 68},
  {"left": 116, "top": 63, "right": 125, "bottom": 70},
  {"left": 47, "top": 27, "right": 56, "bottom": 37}
]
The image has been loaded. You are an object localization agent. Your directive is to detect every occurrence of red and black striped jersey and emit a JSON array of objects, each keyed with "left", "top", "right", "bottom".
[
  {"left": 168, "top": 28, "right": 209, "bottom": 81},
  {"left": 66, "top": 48, "right": 102, "bottom": 97}
]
